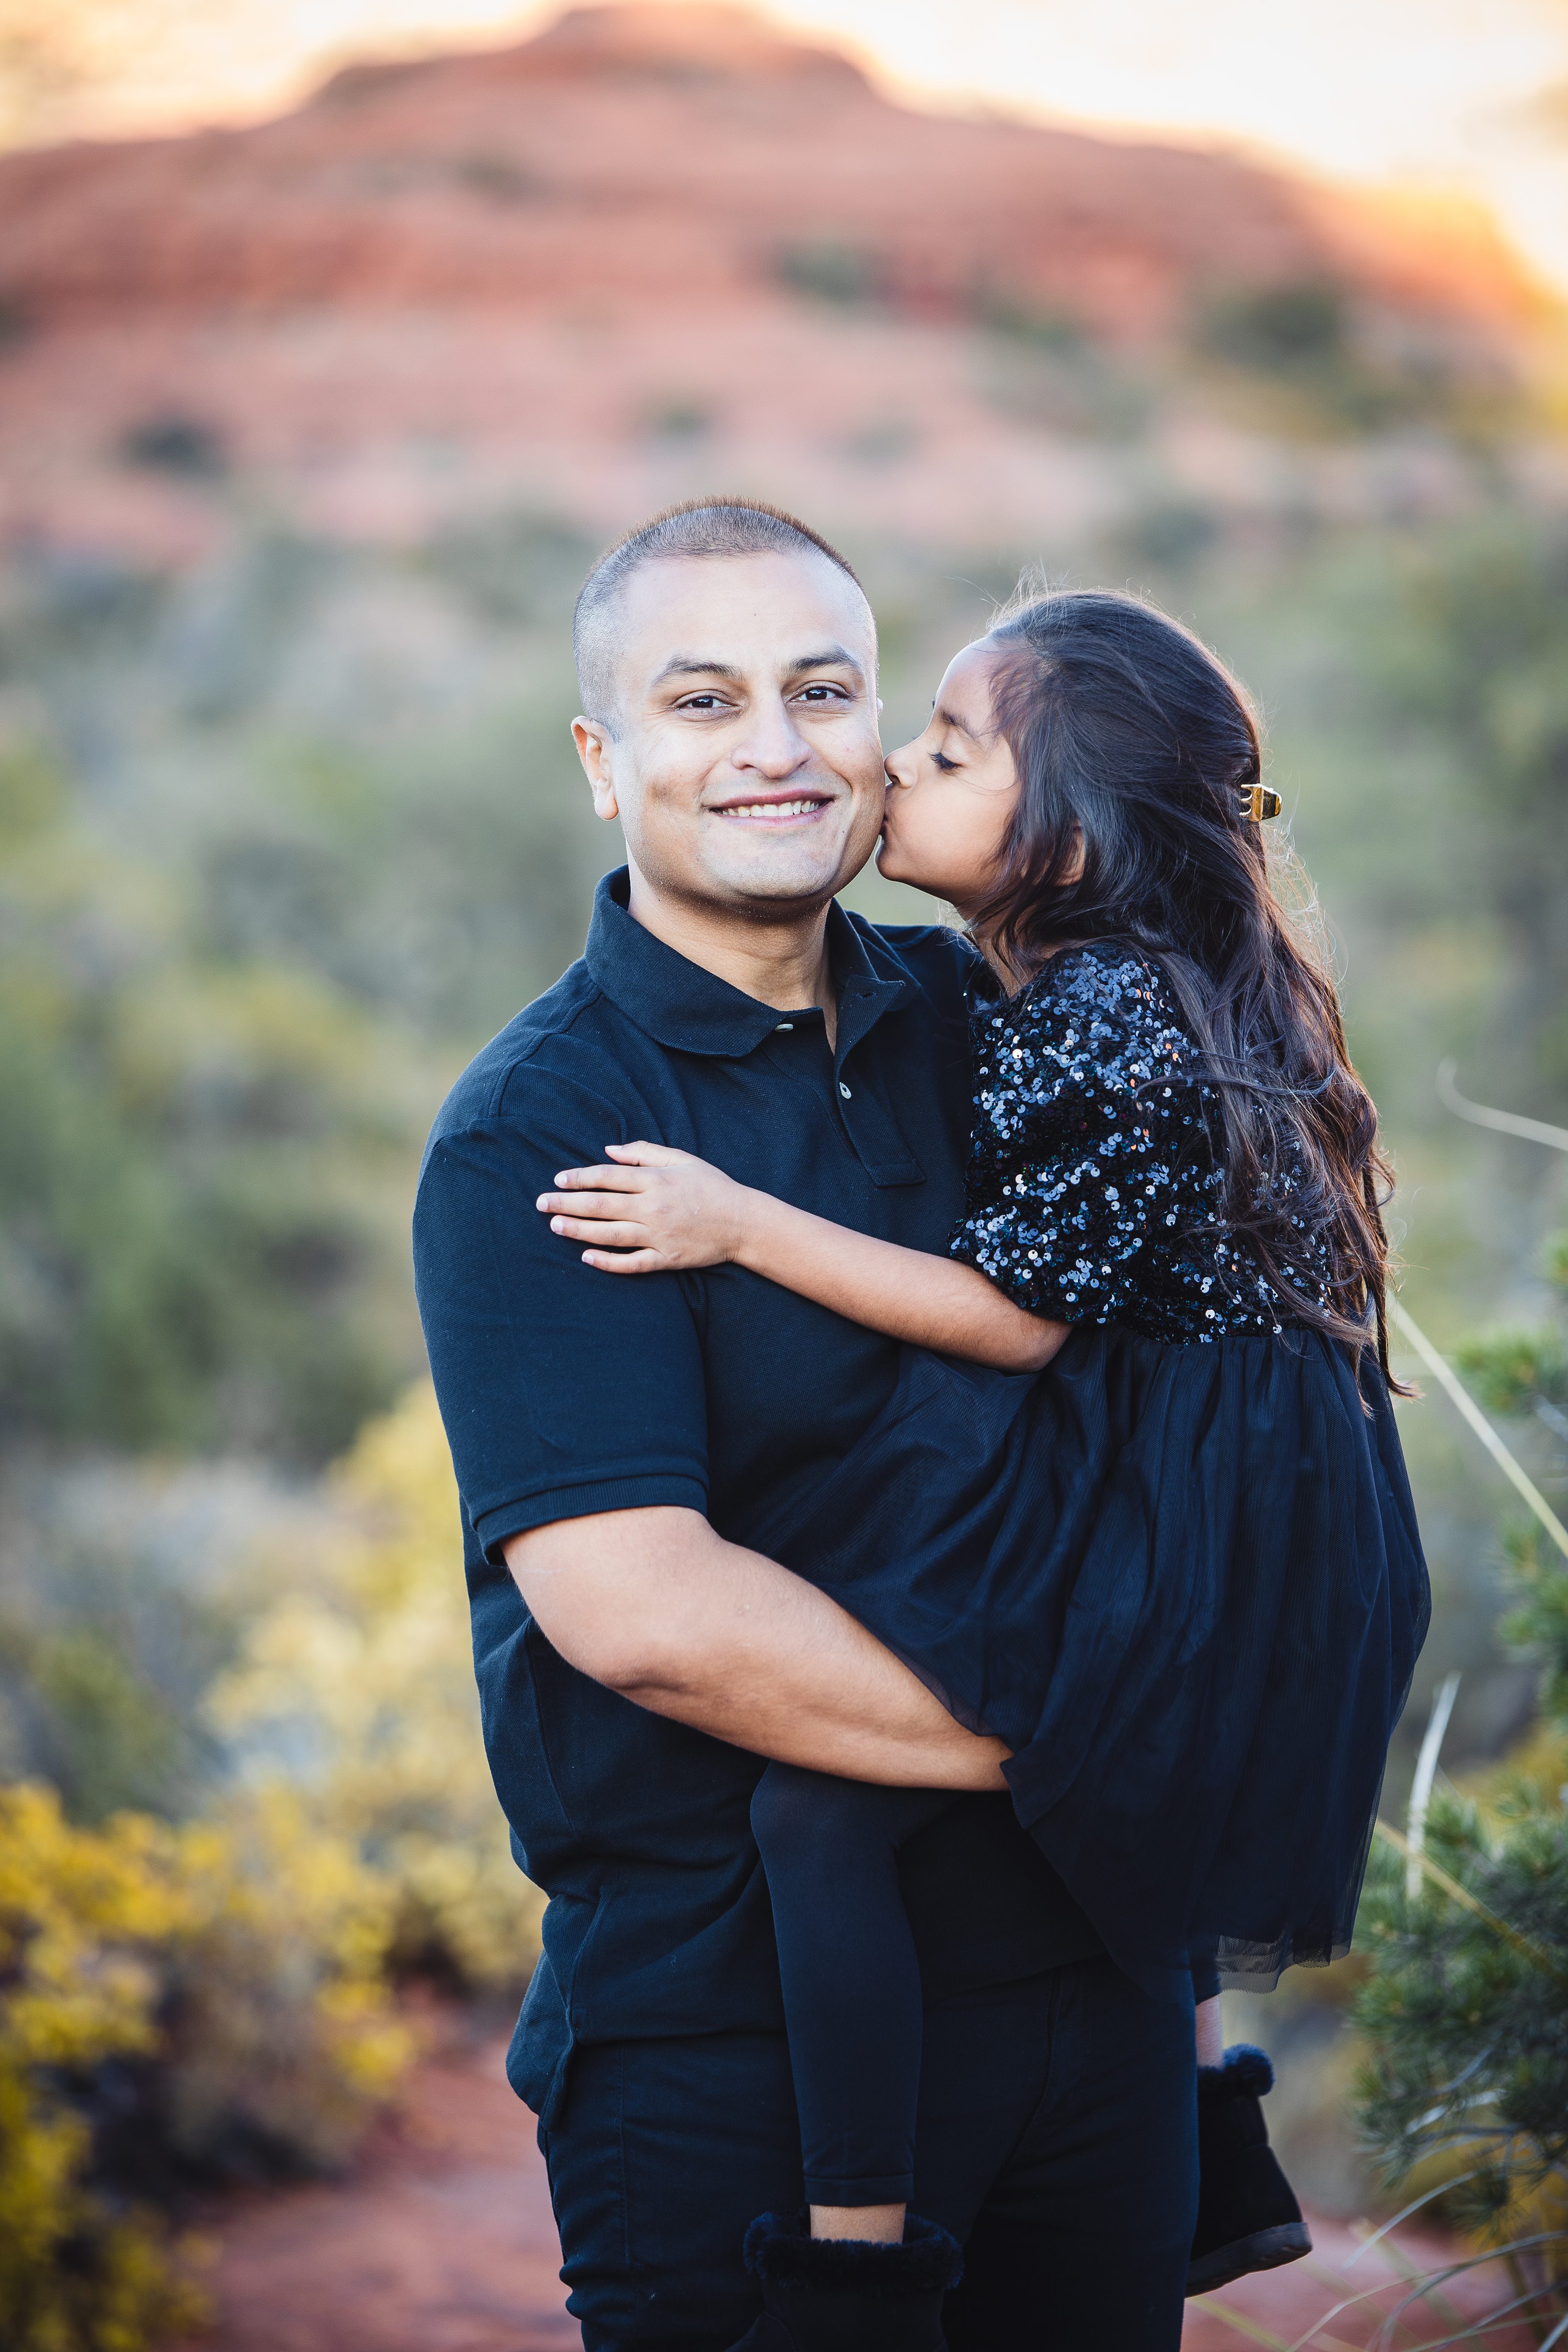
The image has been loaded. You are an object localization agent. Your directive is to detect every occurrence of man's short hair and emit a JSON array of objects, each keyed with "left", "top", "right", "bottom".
[{"left": 572, "top": 497, "right": 867, "bottom": 730}]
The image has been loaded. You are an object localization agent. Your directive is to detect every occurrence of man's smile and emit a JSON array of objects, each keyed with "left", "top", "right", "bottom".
[{"left": 709, "top": 791, "right": 834, "bottom": 825}]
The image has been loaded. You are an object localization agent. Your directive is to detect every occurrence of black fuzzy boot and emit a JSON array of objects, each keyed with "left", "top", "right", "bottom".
[
  {"left": 1187, "top": 2045, "right": 1312, "bottom": 2295},
  {"left": 723, "top": 2210, "right": 963, "bottom": 2351}
]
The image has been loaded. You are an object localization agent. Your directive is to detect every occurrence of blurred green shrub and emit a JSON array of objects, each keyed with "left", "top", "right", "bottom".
[
  {"left": 1352, "top": 1781, "right": 1568, "bottom": 2298},
  {"left": 120, "top": 414, "right": 227, "bottom": 481},
  {"left": 1352, "top": 1528, "right": 1567, "bottom": 2300},
  {"left": 17, "top": 1625, "right": 191, "bottom": 1826},
  {"left": 0, "top": 1781, "right": 410, "bottom": 2349},
  {"left": 1193, "top": 273, "right": 1512, "bottom": 436},
  {"left": 1352, "top": 1224, "right": 1568, "bottom": 2321},
  {"left": 775, "top": 238, "right": 883, "bottom": 308},
  {"left": 1362, "top": 526, "right": 1568, "bottom": 1106},
  {"left": 0, "top": 733, "right": 414, "bottom": 1458},
  {"left": 1500, "top": 1522, "right": 1568, "bottom": 1731},
  {"left": 1457, "top": 1325, "right": 1568, "bottom": 1421},
  {"left": 1203, "top": 277, "right": 1348, "bottom": 373},
  {"left": 0, "top": 1463, "right": 258, "bottom": 1832},
  {"left": 0, "top": 515, "right": 611, "bottom": 1461},
  {"left": 211, "top": 1383, "right": 544, "bottom": 1993},
  {"left": 1456, "top": 1235, "right": 1568, "bottom": 1718},
  {"left": 971, "top": 285, "right": 1086, "bottom": 351}
]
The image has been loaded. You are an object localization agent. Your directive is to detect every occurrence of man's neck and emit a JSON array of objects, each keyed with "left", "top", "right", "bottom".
[{"left": 626, "top": 863, "right": 837, "bottom": 1042}]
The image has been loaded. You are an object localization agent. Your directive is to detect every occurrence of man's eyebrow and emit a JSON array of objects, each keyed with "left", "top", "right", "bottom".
[
  {"left": 783, "top": 644, "right": 864, "bottom": 680},
  {"left": 650, "top": 646, "right": 868, "bottom": 691},
  {"left": 650, "top": 655, "right": 746, "bottom": 687}
]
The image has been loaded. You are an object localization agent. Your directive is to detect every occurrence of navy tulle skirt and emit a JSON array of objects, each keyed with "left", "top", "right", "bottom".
[{"left": 740, "top": 1326, "right": 1429, "bottom": 1998}]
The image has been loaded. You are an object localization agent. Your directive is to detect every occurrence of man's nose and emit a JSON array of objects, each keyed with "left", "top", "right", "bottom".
[{"left": 729, "top": 695, "right": 811, "bottom": 779}]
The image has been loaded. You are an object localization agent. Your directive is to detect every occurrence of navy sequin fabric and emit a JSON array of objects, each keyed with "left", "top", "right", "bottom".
[{"left": 951, "top": 942, "right": 1334, "bottom": 1339}]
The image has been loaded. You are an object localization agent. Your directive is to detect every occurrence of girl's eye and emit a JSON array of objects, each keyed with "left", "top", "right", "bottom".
[{"left": 932, "top": 751, "right": 959, "bottom": 774}]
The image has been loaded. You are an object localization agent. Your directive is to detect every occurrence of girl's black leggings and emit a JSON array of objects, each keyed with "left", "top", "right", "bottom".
[
  {"left": 751, "top": 1761, "right": 1222, "bottom": 2210},
  {"left": 750, "top": 1762, "right": 953, "bottom": 2207}
]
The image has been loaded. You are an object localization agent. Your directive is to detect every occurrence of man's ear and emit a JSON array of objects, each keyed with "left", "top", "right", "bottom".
[{"left": 572, "top": 717, "right": 620, "bottom": 823}]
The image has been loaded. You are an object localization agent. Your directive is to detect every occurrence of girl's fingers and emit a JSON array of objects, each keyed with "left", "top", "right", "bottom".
[
  {"left": 581, "top": 1247, "right": 666, "bottom": 1274},
  {"left": 538, "top": 1190, "right": 641, "bottom": 1220},
  {"left": 603, "top": 1141, "right": 683, "bottom": 1166},
  {"left": 548, "top": 1165, "right": 648, "bottom": 1194},
  {"left": 549, "top": 1215, "right": 647, "bottom": 1248}
]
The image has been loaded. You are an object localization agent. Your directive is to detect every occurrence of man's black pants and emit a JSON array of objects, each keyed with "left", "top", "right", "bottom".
[{"left": 539, "top": 1955, "right": 1197, "bottom": 2351}]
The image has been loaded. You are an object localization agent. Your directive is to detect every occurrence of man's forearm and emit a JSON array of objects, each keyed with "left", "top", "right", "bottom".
[{"left": 504, "top": 1505, "right": 1008, "bottom": 1789}]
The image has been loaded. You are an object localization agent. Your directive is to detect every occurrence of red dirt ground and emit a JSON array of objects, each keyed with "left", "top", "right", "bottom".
[
  {"left": 171, "top": 2025, "right": 1541, "bottom": 2352},
  {"left": 171, "top": 2027, "right": 576, "bottom": 2352}
]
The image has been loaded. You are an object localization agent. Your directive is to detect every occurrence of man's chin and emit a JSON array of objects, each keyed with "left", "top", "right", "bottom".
[{"left": 699, "top": 839, "right": 871, "bottom": 913}]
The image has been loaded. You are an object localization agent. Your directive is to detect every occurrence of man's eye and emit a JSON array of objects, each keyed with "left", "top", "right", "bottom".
[
  {"left": 797, "top": 684, "right": 847, "bottom": 704},
  {"left": 679, "top": 695, "right": 725, "bottom": 711}
]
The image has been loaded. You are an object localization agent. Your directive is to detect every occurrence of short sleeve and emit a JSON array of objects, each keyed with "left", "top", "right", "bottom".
[
  {"left": 948, "top": 954, "right": 1189, "bottom": 1322},
  {"left": 413, "top": 1067, "right": 709, "bottom": 1562}
]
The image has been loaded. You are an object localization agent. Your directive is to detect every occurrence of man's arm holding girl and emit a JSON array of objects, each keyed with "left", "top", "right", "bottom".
[{"left": 417, "top": 1097, "right": 1008, "bottom": 1788}]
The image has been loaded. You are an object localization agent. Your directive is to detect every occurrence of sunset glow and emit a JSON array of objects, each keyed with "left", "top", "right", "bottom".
[{"left": 7, "top": 0, "right": 1568, "bottom": 292}]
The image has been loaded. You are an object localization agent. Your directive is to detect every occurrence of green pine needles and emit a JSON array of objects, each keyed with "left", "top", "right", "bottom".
[{"left": 1354, "top": 1793, "right": 1568, "bottom": 2236}]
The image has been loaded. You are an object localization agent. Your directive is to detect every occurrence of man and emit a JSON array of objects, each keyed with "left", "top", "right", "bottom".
[{"left": 413, "top": 500, "right": 1197, "bottom": 2350}]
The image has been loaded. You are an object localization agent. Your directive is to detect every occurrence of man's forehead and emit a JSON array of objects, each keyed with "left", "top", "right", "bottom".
[{"left": 618, "top": 550, "right": 874, "bottom": 677}]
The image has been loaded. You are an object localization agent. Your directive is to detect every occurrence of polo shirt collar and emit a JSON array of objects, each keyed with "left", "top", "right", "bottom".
[{"left": 584, "top": 867, "right": 912, "bottom": 1059}]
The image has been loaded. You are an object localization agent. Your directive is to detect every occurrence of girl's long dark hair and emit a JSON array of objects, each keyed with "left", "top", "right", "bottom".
[{"left": 977, "top": 589, "right": 1404, "bottom": 1389}]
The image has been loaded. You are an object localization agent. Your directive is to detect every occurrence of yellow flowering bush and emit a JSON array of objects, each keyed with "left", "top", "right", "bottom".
[
  {"left": 0, "top": 1785, "right": 200, "bottom": 2352},
  {"left": 210, "top": 1382, "right": 544, "bottom": 1991},
  {"left": 0, "top": 1382, "right": 535, "bottom": 2341},
  {"left": 0, "top": 1781, "right": 411, "bottom": 2351},
  {"left": 135, "top": 1790, "right": 411, "bottom": 2171}
]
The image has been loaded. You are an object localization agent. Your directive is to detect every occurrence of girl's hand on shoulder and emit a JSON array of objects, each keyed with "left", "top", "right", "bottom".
[{"left": 537, "top": 1142, "right": 756, "bottom": 1274}]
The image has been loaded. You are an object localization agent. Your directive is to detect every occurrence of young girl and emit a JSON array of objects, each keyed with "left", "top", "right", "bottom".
[{"left": 538, "top": 592, "right": 1429, "bottom": 2352}]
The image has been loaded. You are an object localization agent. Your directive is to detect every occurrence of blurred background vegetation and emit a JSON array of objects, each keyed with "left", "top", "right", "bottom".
[{"left": 4, "top": 482, "right": 1566, "bottom": 2332}]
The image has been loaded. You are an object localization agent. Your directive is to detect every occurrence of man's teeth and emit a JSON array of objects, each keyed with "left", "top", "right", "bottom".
[{"left": 717, "top": 799, "right": 824, "bottom": 818}]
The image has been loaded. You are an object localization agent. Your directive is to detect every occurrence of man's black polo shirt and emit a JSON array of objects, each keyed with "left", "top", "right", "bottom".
[{"left": 413, "top": 867, "right": 1099, "bottom": 2123}]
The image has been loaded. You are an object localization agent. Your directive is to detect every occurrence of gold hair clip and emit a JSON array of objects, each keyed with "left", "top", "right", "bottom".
[{"left": 1240, "top": 785, "right": 1283, "bottom": 822}]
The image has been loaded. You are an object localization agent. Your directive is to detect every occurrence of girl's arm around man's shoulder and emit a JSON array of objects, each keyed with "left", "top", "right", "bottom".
[{"left": 535, "top": 1143, "right": 1069, "bottom": 1374}]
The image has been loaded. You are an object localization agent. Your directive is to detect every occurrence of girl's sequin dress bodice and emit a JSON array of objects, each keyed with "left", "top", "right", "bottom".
[{"left": 949, "top": 942, "right": 1335, "bottom": 1341}]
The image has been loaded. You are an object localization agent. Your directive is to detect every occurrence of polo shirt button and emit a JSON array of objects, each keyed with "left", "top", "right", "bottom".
[{"left": 838, "top": 1082, "right": 852, "bottom": 1099}]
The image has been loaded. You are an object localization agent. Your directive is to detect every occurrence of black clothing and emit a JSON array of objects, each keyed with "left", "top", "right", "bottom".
[
  {"left": 538, "top": 1959, "right": 1196, "bottom": 2352},
  {"left": 412, "top": 869, "right": 1099, "bottom": 2123},
  {"left": 750, "top": 1768, "right": 953, "bottom": 2206},
  {"left": 741, "top": 946, "right": 1428, "bottom": 1999},
  {"left": 724, "top": 2210, "right": 963, "bottom": 2352},
  {"left": 951, "top": 944, "right": 1335, "bottom": 1336},
  {"left": 1189, "top": 2048, "right": 1311, "bottom": 2295}
]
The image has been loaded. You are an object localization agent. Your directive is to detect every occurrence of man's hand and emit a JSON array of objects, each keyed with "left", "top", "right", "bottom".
[
  {"left": 538, "top": 1142, "right": 758, "bottom": 1273},
  {"left": 504, "top": 1505, "right": 1011, "bottom": 1791}
]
